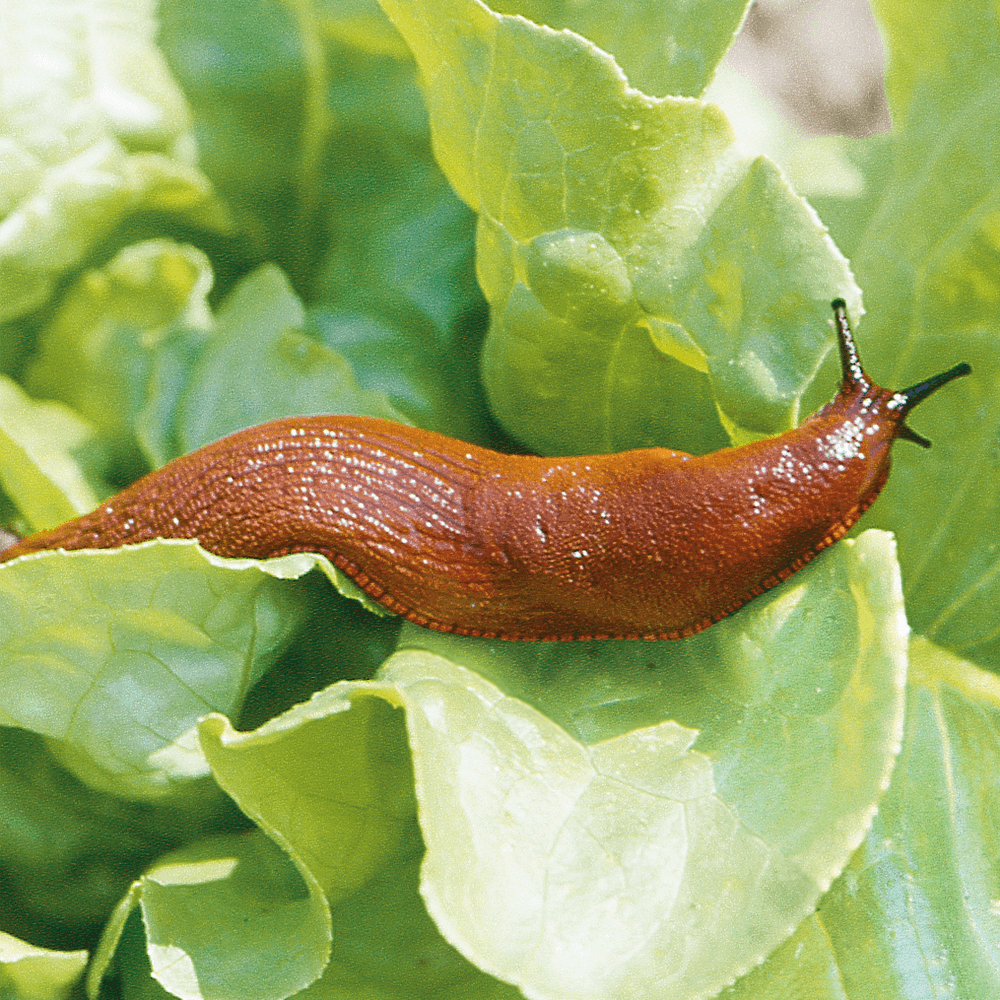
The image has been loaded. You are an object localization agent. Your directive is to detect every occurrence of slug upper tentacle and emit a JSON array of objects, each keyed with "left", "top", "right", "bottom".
[{"left": 0, "top": 301, "right": 970, "bottom": 641}]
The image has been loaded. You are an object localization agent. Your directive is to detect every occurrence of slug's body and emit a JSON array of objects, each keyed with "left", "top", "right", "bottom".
[{"left": 1, "top": 302, "right": 969, "bottom": 641}]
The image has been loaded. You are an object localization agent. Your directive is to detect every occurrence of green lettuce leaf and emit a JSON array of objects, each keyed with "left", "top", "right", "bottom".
[
  {"left": 23, "top": 240, "right": 214, "bottom": 480},
  {"left": 0, "top": 727, "right": 241, "bottom": 948},
  {"left": 377, "top": 0, "right": 859, "bottom": 454},
  {"left": 307, "top": 823, "right": 521, "bottom": 999},
  {"left": 77, "top": 530, "right": 906, "bottom": 1000},
  {"left": 0, "top": 377, "right": 100, "bottom": 531},
  {"left": 104, "top": 823, "right": 519, "bottom": 1000},
  {"left": 87, "top": 832, "right": 330, "bottom": 1000},
  {"left": 725, "top": 637, "right": 1000, "bottom": 998},
  {"left": 490, "top": 0, "right": 751, "bottom": 99},
  {"left": 157, "top": 0, "right": 495, "bottom": 445},
  {"left": 0, "top": 930, "right": 88, "bottom": 1000},
  {"left": 198, "top": 676, "right": 521, "bottom": 998},
  {"left": 391, "top": 531, "right": 906, "bottom": 998},
  {"left": 199, "top": 683, "right": 417, "bottom": 904},
  {"left": 18, "top": 242, "right": 423, "bottom": 475},
  {"left": 173, "top": 264, "right": 408, "bottom": 452},
  {"left": 0, "top": 0, "right": 224, "bottom": 330},
  {"left": 833, "top": 0, "right": 1000, "bottom": 667},
  {"left": 0, "top": 542, "right": 319, "bottom": 798}
]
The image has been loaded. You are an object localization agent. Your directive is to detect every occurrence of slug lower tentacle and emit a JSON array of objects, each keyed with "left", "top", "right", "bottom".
[{"left": 0, "top": 301, "right": 970, "bottom": 641}]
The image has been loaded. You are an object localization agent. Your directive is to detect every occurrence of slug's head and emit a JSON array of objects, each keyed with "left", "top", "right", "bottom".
[{"left": 829, "top": 298, "right": 971, "bottom": 449}]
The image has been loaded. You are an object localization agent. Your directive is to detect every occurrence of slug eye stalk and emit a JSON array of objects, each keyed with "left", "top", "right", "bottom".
[{"left": 830, "top": 298, "right": 971, "bottom": 449}]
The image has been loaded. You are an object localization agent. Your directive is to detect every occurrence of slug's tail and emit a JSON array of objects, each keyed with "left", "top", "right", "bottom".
[{"left": 830, "top": 298, "right": 971, "bottom": 449}]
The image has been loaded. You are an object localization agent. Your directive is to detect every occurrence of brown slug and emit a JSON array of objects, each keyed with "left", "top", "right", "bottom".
[{"left": 0, "top": 301, "right": 970, "bottom": 641}]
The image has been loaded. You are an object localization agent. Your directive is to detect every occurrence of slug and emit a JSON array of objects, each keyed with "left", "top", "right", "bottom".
[{"left": 0, "top": 301, "right": 970, "bottom": 641}]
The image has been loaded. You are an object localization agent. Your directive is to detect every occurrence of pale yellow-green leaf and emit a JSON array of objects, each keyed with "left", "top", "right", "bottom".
[
  {"left": 0, "top": 376, "right": 99, "bottom": 530},
  {"left": 199, "top": 684, "right": 416, "bottom": 903},
  {"left": 726, "top": 637, "right": 1000, "bottom": 998},
  {"left": 0, "top": 0, "right": 224, "bottom": 323},
  {"left": 89, "top": 834, "right": 330, "bottom": 1000},
  {"left": 0, "top": 932, "right": 88, "bottom": 1000},
  {"left": 387, "top": 531, "right": 906, "bottom": 1000},
  {"left": 378, "top": 0, "right": 859, "bottom": 454},
  {"left": 0, "top": 542, "right": 319, "bottom": 797},
  {"left": 24, "top": 240, "right": 215, "bottom": 474}
]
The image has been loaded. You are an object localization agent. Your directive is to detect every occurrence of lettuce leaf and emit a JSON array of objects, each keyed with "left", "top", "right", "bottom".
[
  {"left": 379, "top": 0, "right": 859, "bottom": 453},
  {"left": 0, "top": 931, "right": 88, "bottom": 1000},
  {"left": 0, "top": 0, "right": 225, "bottom": 335},
  {"left": 0, "top": 377, "right": 101, "bottom": 531}
]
